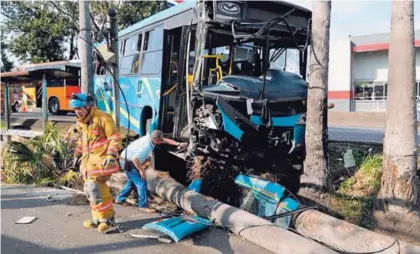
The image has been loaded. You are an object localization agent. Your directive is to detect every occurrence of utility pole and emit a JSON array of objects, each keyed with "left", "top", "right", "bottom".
[
  {"left": 108, "top": 8, "right": 120, "bottom": 129},
  {"left": 78, "top": 0, "right": 94, "bottom": 96}
]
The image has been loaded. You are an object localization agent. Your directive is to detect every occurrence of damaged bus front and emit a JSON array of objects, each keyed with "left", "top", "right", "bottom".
[{"left": 178, "top": 0, "right": 312, "bottom": 204}]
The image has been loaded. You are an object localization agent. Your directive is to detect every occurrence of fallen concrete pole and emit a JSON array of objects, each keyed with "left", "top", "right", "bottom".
[
  {"left": 144, "top": 169, "right": 337, "bottom": 254},
  {"left": 294, "top": 209, "right": 420, "bottom": 254}
]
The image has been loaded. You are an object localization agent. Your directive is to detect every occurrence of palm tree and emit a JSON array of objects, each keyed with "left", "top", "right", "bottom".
[
  {"left": 301, "top": 0, "right": 331, "bottom": 198},
  {"left": 379, "top": 0, "right": 418, "bottom": 215}
]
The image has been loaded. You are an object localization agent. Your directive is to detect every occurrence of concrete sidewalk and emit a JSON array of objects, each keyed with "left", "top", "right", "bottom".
[{"left": 1, "top": 184, "right": 271, "bottom": 254}]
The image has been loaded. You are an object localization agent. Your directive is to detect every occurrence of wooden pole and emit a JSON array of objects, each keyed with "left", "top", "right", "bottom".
[
  {"left": 144, "top": 169, "right": 337, "bottom": 254},
  {"left": 294, "top": 209, "right": 420, "bottom": 254}
]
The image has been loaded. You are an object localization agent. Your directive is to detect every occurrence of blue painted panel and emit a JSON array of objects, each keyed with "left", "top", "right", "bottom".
[
  {"left": 235, "top": 174, "right": 300, "bottom": 228},
  {"left": 235, "top": 174, "right": 286, "bottom": 202},
  {"left": 293, "top": 124, "right": 305, "bottom": 148},
  {"left": 93, "top": 75, "right": 162, "bottom": 135},
  {"left": 142, "top": 216, "right": 210, "bottom": 243},
  {"left": 250, "top": 114, "right": 301, "bottom": 127},
  {"left": 188, "top": 179, "right": 202, "bottom": 193},
  {"left": 216, "top": 104, "right": 244, "bottom": 141}
]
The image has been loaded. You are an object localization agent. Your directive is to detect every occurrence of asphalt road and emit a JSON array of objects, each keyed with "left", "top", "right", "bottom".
[
  {"left": 1, "top": 184, "right": 271, "bottom": 254},
  {"left": 5, "top": 112, "right": 420, "bottom": 144},
  {"left": 329, "top": 126, "right": 420, "bottom": 144},
  {"left": 9, "top": 112, "right": 76, "bottom": 122}
]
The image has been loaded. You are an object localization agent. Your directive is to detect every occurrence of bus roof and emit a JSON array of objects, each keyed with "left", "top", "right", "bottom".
[
  {"left": 118, "top": 0, "right": 312, "bottom": 38},
  {"left": 118, "top": 0, "right": 196, "bottom": 38}
]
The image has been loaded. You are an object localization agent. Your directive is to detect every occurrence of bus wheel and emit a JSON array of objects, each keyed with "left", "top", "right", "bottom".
[{"left": 49, "top": 97, "right": 61, "bottom": 115}]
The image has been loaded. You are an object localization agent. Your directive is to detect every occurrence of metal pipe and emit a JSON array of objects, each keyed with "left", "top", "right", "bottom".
[
  {"left": 4, "top": 83, "right": 11, "bottom": 142},
  {"left": 261, "top": 34, "right": 270, "bottom": 99},
  {"left": 42, "top": 73, "right": 48, "bottom": 131},
  {"left": 108, "top": 8, "right": 120, "bottom": 129}
]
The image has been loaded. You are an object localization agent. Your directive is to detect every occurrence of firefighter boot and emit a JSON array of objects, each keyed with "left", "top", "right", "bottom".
[
  {"left": 83, "top": 219, "right": 99, "bottom": 229},
  {"left": 97, "top": 222, "right": 110, "bottom": 233}
]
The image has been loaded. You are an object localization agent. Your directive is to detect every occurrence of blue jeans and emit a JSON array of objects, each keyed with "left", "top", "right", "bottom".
[{"left": 116, "top": 164, "right": 148, "bottom": 208}]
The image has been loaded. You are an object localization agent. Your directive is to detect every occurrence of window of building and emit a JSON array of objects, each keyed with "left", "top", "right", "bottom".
[
  {"left": 372, "top": 81, "right": 386, "bottom": 100},
  {"left": 416, "top": 81, "right": 420, "bottom": 101},
  {"left": 354, "top": 81, "right": 374, "bottom": 100},
  {"left": 140, "top": 26, "right": 163, "bottom": 75},
  {"left": 354, "top": 80, "right": 389, "bottom": 101}
]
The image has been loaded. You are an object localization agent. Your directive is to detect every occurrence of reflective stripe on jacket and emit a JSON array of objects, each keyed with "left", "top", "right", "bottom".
[{"left": 75, "top": 108, "right": 122, "bottom": 177}]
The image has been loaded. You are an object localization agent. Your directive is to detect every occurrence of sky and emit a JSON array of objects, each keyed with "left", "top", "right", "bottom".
[
  {"left": 1, "top": 0, "right": 420, "bottom": 68},
  {"left": 294, "top": 0, "right": 420, "bottom": 41}
]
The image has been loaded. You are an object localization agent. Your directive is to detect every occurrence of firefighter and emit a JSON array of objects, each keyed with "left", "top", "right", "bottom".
[{"left": 69, "top": 92, "right": 122, "bottom": 233}]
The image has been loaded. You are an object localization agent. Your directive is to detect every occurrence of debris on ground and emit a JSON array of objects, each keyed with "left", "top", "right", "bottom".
[
  {"left": 141, "top": 216, "right": 212, "bottom": 243},
  {"left": 15, "top": 216, "right": 37, "bottom": 224},
  {"left": 124, "top": 228, "right": 173, "bottom": 243},
  {"left": 46, "top": 195, "right": 57, "bottom": 202}
]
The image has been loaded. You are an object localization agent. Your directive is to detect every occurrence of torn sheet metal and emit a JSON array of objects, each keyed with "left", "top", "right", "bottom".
[
  {"left": 235, "top": 174, "right": 300, "bottom": 227},
  {"left": 142, "top": 216, "right": 211, "bottom": 243}
]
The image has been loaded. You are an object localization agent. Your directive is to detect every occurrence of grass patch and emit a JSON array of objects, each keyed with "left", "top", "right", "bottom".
[{"left": 330, "top": 152, "right": 383, "bottom": 230}]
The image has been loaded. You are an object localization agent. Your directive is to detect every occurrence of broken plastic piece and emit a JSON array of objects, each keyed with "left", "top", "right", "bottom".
[
  {"left": 343, "top": 148, "right": 356, "bottom": 169},
  {"left": 125, "top": 229, "right": 173, "bottom": 243},
  {"left": 15, "top": 216, "right": 37, "bottom": 224},
  {"left": 142, "top": 216, "right": 211, "bottom": 243}
]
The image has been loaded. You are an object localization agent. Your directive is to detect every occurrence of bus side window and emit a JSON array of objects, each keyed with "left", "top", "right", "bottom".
[
  {"left": 66, "top": 77, "right": 79, "bottom": 86},
  {"left": 139, "top": 26, "right": 163, "bottom": 75},
  {"left": 120, "top": 34, "right": 142, "bottom": 75},
  {"left": 47, "top": 79, "right": 64, "bottom": 87}
]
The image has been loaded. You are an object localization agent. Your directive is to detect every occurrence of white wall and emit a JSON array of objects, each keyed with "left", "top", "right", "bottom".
[
  {"left": 353, "top": 48, "right": 420, "bottom": 81},
  {"left": 328, "top": 39, "right": 352, "bottom": 91}
]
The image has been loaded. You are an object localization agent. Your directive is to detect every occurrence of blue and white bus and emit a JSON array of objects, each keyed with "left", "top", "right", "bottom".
[{"left": 94, "top": 0, "right": 312, "bottom": 202}]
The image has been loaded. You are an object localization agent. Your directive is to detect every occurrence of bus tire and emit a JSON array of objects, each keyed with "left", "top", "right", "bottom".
[{"left": 49, "top": 97, "right": 61, "bottom": 115}]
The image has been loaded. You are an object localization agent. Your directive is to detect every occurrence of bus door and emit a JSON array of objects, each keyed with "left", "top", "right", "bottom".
[{"left": 160, "top": 26, "right": 183, "bottom": 134}]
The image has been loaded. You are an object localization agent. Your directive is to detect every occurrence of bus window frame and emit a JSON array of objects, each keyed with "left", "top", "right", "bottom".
[
  {"left": 139, "top": 24, "right": 164, "bottom": 76},
  {"left": 120, "top": 33, "right": 144, "bottom": 75}
]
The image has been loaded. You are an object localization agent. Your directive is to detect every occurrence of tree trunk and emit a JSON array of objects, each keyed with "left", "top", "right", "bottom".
[
  {"left": 69, "top": 33, "right": 76, "bottom": 60},
  {"left": 143, "top": 169, "right": 336, "bottom": 254},
  {"left": 379, "top": 0, "right": 418, "bottom": 215},
  {"left": 301, "top": 1, "right": 331, "bottom": 198}
]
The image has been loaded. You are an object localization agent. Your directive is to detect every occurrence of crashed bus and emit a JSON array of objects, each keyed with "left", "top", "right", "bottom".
[{"left": 94, "top": 0, "right": 311, "bottom": 205}]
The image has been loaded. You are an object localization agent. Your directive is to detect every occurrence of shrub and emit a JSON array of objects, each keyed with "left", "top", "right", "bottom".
[{"left": 1, "top": 122, "right": 77, "bottom": 186}]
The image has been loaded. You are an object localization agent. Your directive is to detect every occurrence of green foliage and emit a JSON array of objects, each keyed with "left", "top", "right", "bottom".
[
  {"left": 58, "top": 170, "right": 83, "bottom": 189},
  {"left": 1, "top": 1, "right": 70, "bottom": 63},
  {"left": 1, "top": 25, "right": 14, "bottom": 72},
  {"left": 1, "top": 1, "right": 167, "bottom": 64},
  {"left": 1, "top": 123, "right": 76, "bottom": 185}
]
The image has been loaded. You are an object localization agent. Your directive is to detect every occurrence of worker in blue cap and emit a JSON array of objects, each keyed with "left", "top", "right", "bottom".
[{"left": 116, "top": 129, "right": 187, "bottom": 212}]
